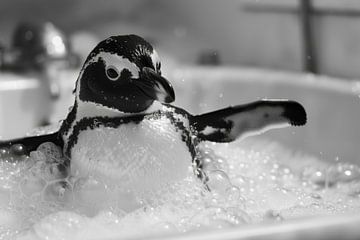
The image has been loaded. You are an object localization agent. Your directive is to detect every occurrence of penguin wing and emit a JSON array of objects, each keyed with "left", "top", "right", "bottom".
[
  {"left": 190, "top": 100, "right": 307, "bottom": 142},
  {"left": 0, "top": 131, "right": 63, "bottom": 155}
]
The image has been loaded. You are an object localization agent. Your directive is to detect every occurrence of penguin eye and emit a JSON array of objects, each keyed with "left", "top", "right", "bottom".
[{"left": 105, "top": 66, "right": 120, "bottom": 81}]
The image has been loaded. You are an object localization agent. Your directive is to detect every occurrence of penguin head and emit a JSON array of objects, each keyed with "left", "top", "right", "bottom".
[{"left": 76, "top": 35, "right": 175, "bottom": 113}]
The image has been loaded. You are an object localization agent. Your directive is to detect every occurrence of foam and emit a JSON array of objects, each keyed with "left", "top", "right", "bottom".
[{"left": 0, "top": 138, "right": 360, "bottom": 239}]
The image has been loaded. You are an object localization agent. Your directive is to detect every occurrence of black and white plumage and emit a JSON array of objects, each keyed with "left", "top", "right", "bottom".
[{"left": 0, "top": 35, "right": 307, "bottom": 191}]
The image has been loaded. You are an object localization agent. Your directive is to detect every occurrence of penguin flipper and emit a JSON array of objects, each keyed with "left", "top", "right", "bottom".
[
  {"left": 0, "top": 132, "right": 63, "bottom": 155},
  {"left": 191, "top": 100, "right": 307, "bottom": 143}
]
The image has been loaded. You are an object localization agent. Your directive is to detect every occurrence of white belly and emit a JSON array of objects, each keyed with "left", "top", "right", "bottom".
[{"left": 70, "top": 116, "right": 193, "bottom": 194}]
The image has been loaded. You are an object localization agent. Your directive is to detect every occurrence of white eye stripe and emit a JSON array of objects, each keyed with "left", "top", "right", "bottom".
[
  {"left": 87, "top": 52, "right": 140, "bottom": 78},
  {"left": 150, "top": 50, "right": 161, "bottom": 71},
  {"left": 105, "top": 65, "right": 120, "bottom": 81}
]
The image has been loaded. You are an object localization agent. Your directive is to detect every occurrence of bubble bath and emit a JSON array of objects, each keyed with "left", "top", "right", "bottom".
[{"left": 0, "top": 136, "right": 360, "bottom": 240}]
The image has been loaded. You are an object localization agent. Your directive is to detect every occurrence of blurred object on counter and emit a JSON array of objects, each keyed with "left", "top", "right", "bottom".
[
  {"left": 0, "top": 22, "right": 79, "bottom": 129},
  {"left": 0, "top": 21, "right": 80, "bottom": 72},
  {"left": 0, "top": 21, "right": 80, "bottom": 100}
]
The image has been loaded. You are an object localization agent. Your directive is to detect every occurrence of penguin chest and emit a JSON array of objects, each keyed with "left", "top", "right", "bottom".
[{"left": 70, "top": 116, "right": 194, "bottom": 193}]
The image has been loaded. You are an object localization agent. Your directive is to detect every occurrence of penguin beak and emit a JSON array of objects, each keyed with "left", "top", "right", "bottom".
[{"left": 137, "top": 67, "right": 175, "bottom": 103}]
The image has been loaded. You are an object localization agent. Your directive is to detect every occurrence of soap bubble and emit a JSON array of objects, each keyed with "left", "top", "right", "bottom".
[
  {"left": 301, "top": 167, "right": 327, "bottom": 188},
  {"left": 196, "top": 146, "right": 229, "bottom": 173},
  {"left": 327, "top": 163, "right": 360, "bottom": 184},
  {"left": 201, "top": 146, "right": 215, "bottom": 156},
  {"left": 206, "top": 170, "right": 232, "bottom": 195},
  {"left": 19, "top": 177, "right": 46, "bottom": 198},
  {"left": 42, "top": 180, "right": 71, "bottom": 204},
  {"left": 190, "top": 207, "right": 228, "bottom": 227},
  {"left": 232, "top": 175, "right": 249, "bottom": 192},
  {"left": 37, "top": 142, "right": 64, "bottom": 164},
  {"left": 29, "top": 151, "right": 46, "bottom": 163},
  {"left": 72, "top": 176, "right": 111, "bottom": 215},
  {"left": 3, "top": 135, "right": 360, "bottom": 238},
  {"left": 0, "top": 226, "right": 19, "bottom": 239},
  {"left": 200, "top": 156, "right": 218, "bottom": 172},
  {"left": 190, "top": 206, "right": 249, "bottom": 230},
  {"left": 42, "top": 163, "right": 68, "bottom": 181},
  {"left": 226, "top": 207, "right": 251, "bottom": 224},
  {"left": 197, "top": 148, "right": 218, "bottom": 171},
  {"left": 225, "top": 185, "right": 241, "bottom": 202},
  {"left": 9, "top": 144, "right": 26, "bottom": 157},
  {"left": 0, "top": 148, "right": 10, "bottom": 159},
  {"left": 214, "top": 156, "right": 229, "bottom": 172}
]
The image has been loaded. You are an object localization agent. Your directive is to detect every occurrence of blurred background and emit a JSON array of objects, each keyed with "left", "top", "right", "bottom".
[
  {"left": 0, "top": 0, "right": 360, "bottom": 164},
  {"left": 0, "top": 0, "right": 360, "bottom": 78}
]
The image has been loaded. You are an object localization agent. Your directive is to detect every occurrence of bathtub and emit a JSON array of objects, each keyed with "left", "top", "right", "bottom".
[
  {"left": 170, "top": 66, "right": 360, "bottom": 165},
  {"left": 165, "top": 66, "right": 360, "bottom": 240},
  {"left": 1, "top": 66, "right": 360, "bottom": 239},
  {"left": 0, "top": 70, "right": 77, "bottom": 139}
]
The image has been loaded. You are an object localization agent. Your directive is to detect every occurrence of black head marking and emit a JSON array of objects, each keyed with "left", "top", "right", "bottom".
[
  {"left": 120, "top": 68, "right": 132, "bottom": 81},
  {"left": 85, "top": 35, "right": 157, "bottom": 71},
  {"left": 77, "top": 35, "right": 174, "bottom": 113}
]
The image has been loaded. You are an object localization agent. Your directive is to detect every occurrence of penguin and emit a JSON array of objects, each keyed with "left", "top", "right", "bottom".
[{"left": 0, "top": 35, "right": 307, "bottom": 192}]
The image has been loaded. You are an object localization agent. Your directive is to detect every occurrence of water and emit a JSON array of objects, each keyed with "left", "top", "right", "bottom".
[{"left": 0, "top": 137, "right": 360, "bottom": 239}]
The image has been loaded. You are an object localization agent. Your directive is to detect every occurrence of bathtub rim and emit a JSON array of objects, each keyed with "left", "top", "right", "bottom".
[
  {"left": 169, "top": 66, "right": 360, "bottom": 96},
  {"left": 140, "top": 212, "right": 360, "bottom": 240}
]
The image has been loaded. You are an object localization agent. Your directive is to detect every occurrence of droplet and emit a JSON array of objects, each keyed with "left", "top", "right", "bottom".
[{"left": 10, "top": 144, "right": 26, "bottom": 156}]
